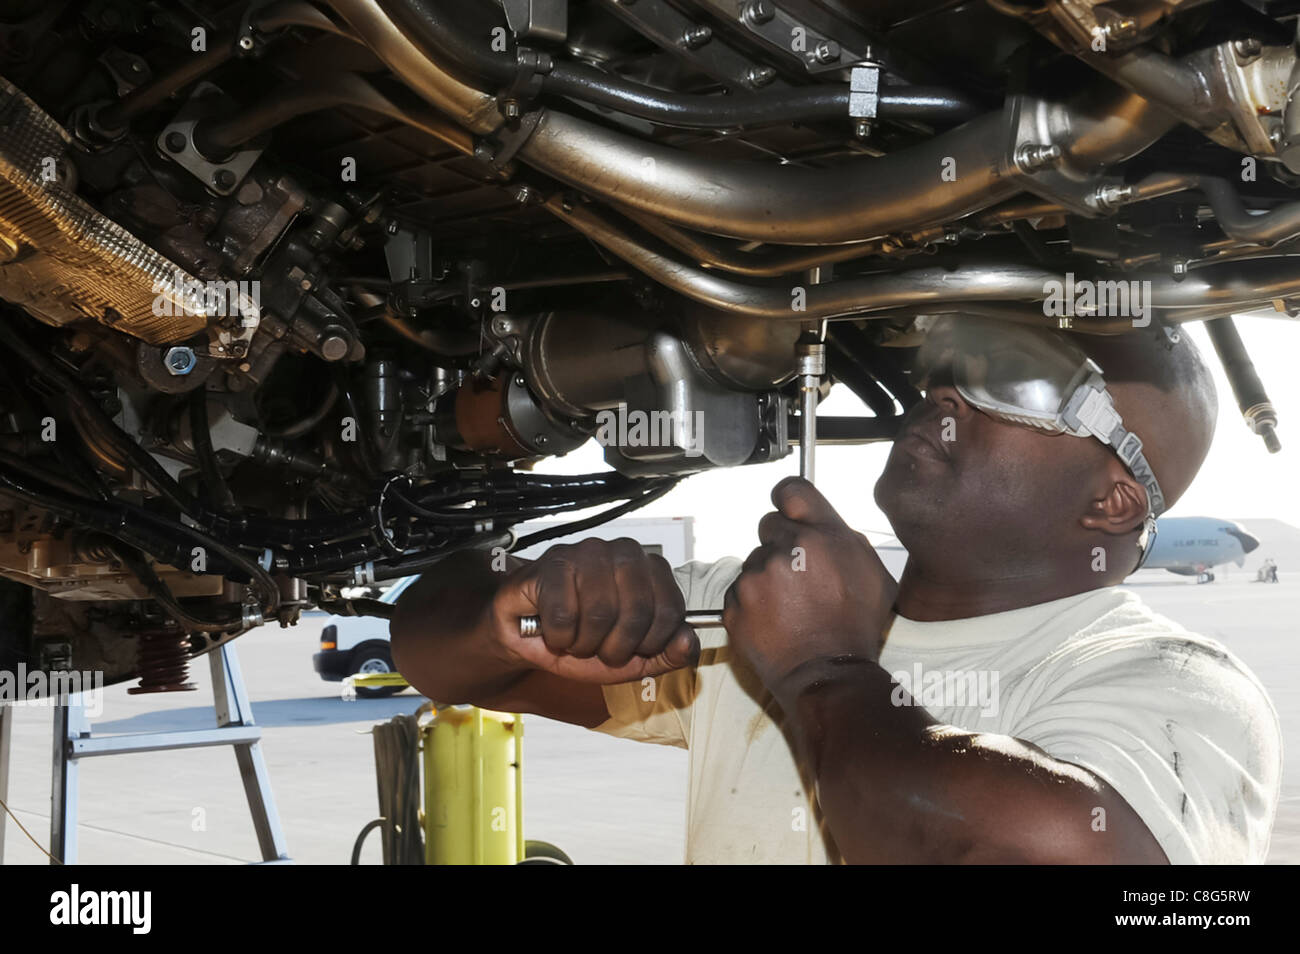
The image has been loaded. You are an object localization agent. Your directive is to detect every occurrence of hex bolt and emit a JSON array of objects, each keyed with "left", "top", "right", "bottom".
[
  {"left": 854, "top": 119, "right": 872, "bottom": 139},
  {"left": 163, "top": 346, "right": 197, "bottom": 376},
  {"left": 213, "top": 169, "right": 236, "bottom": 190},
  {"left": 682, "top": 25, "right": 712, "bottom": 49},
  {"left": 814, "top": 40, "right": 840, "bottom": 64},
  {"left": 1017, "top": 142, "right": 1063, "bottom": 172},
  {"left": 164, "top": 131, "right": 187, "bottom": 153},
  {"left": 1098, "top": 17, "right": 1138, "bottom": 44},
  {"left": 1234, "top": 37, "right": 1263, "bottom": 59},
  {"left": 747, "top": 65, "right": 777, "bottom": 87},
  {"left": 744, "top": 0, "right": 774, "bottom": 24}
]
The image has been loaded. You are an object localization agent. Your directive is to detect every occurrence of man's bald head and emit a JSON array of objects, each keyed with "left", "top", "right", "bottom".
[{"left": 874, "top": 316, "right": 1219, "bottom": 601}]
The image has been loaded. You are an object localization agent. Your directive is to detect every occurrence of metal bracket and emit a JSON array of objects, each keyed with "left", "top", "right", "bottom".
[
  {"left": 476, "top": 108, "right": 544, "bottom": 173},
  {"left": 848, "top": 65, "right": 879, "bottom": 119},
  {"left": 502, "top": 49, "right": 554, "bottom": 109},
  {"left": 997, "top": 95, "right": 1118, "bottom": 217},
  {"left": 157, "top": 83, "right": 265, "bottom": 196},
  {"left": 709, "top": 0, "right": 877, "bottom": 76},
  {"left": 502, "top": 0, "right": 567, "bottom": 44}
]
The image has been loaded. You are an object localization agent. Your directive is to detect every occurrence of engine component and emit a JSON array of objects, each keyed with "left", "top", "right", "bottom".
[
  {"left": 0, "top": 0, "right": 1294, "bottom": 689},
  {"left": 517, "top": 309, "right": 791, "bottom": 473},
  {"left": 0, "top": 78, "right": 206, "bottom": 343}
]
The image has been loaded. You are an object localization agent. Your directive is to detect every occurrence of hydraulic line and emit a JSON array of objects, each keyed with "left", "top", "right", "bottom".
[
  {"left": 190, "top": 391, "right": 237, "bottom": 512},
  {"left": 387, "top": 0, "right": 984, "bottom": 130},
  {"left": 108, "top": 541, "right": 245, "bottom": 634},
  {"left": 97, "top": 0, "right": 358, "bottom": 130},
  {"left": 1204, "top": 317, "right": 1281, "bottom": 453},
  {"left": 510, "top": 478, "right": 679, "bottom": 551}
]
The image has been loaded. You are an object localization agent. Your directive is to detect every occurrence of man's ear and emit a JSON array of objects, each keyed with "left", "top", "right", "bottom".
[{"left": 1079, "top": 457, "right": 1149, "bottom": 535}]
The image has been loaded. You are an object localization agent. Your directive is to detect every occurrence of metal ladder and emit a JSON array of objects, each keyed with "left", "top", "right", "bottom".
[{"left": 2, "top": 641, "right": 289, "bottom": 864}]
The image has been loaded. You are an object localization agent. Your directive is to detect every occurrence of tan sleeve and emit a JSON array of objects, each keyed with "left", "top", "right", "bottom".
[{"left": 590, "top": 558, "right": 742, "bottom": 749}]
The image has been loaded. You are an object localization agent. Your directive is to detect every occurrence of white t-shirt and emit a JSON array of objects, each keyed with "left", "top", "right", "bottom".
[{"left": 594, "top": 558, "right": 1282, "bottom": 864}]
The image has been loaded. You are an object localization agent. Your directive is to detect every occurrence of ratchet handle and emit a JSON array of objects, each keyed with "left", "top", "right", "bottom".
[{"left": 518, "top": 609, "right": 724, "bottom": 637}]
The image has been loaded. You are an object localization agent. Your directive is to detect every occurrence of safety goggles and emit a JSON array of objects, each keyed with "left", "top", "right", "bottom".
[{"left": 915, "top": 316, "right": 1165, "bottom": 567}]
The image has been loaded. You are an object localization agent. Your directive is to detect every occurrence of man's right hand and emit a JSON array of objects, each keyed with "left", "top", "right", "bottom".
[{"left": 487, "top": 538, "right": 701, "bottom": 684}]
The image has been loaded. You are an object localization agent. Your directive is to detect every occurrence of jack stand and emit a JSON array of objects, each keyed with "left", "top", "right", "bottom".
[{"left": 46, "top": 641, "right": 289, "bottom": 865}]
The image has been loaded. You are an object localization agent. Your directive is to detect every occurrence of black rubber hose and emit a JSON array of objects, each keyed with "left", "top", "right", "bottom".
[
  {"left": 0, "top": 321, "right": 207, "bottom": 521},
  {"left": 190, "top": 391, "right": 238, "bottom": 513},
  {"left": 367, "top": 530, "right": 514, "bottom": 582},
  {"left": 262, "top": 380, "right": 339, "bottom": 440},
  {"left": 108, "top": 540, "right": 245, "bottom": 633},
  {"left": 826, "top": 340, "right": 899, "bottom": 418},
  {"left": 511, "top": 478, "right": 679, "bottom": 551},
  {"left": 389, "top": 0, "right": 985, "bottom": 128},
  {"left": 828, "top": 324, "right": 923, "bottom": 409},
  {"left": 0, "top": 454, "right": 281, "bottom": 614},
  {"left": 0, "top": 456, "right": 191, "bottom": 564},
  {"left": 333, "top": 366, "right": 381, "bottom": 482}
]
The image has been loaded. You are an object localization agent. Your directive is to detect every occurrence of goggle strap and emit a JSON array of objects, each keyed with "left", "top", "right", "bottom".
[{"left": 1062, "top": 375, "right": 1167, "bottom": 519}]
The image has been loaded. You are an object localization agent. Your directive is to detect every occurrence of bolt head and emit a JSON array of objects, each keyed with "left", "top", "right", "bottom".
[
  {"left": 814, "top": 40, "right": 840, "bottom": 64},
  {"left": 744, "top": 0, "right": 774, "bottom": 24},
  {"left": 163, "top": 346, "right": 196, "bottom": 375},
  {"left": 1234, "top": 37, "right": 1263, "bottom": 59},
  {"left": 682, "top": 25, "right": 712, "bottom": 49},
  {"left": 319, "top": 335, "right": 349, "bottom": 361}
]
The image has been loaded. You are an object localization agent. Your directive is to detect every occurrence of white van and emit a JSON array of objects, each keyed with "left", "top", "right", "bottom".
[{"left": 313, "top": 517, "right": 695, "bottom": 697}]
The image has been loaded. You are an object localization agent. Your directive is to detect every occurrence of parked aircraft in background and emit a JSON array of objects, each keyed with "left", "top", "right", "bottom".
[{"left": 1143, "top": 517, "right": 1261, "bottom": 583}]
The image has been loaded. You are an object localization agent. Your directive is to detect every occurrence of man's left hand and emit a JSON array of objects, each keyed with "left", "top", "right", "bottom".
[{"left": 723, "top": 477, "right": 898, "bottom": 698}]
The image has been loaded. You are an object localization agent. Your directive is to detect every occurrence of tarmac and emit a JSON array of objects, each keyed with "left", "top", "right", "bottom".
[{"left": 0, "top": 571, "right": 1295, "bottom": 865}]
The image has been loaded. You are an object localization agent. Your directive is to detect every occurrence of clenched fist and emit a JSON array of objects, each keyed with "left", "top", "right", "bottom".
[
  {"left": 723, "top": 477, "right": 898, "bottom": 698},
  {"left": 489, "top": 537, "right": 700, "bottom": 684}
]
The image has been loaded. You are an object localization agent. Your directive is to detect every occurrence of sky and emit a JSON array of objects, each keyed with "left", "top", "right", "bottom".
[{"left": 536, "top": 314, "right": 1300, "bottom": 563}]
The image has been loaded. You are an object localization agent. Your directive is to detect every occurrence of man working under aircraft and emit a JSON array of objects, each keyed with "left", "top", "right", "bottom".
[{"left": 391, "top": 317, "right": 1281, "bottom": 864}]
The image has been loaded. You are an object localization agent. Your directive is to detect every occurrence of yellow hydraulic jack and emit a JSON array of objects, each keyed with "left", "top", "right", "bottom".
[{"left": 351, "top": 673, "right": 572, "bottom": 865}]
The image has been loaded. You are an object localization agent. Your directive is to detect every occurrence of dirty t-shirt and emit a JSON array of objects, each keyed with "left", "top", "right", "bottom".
[{"left": 593, "top": 558, "right": 1282, "bottom": 864}]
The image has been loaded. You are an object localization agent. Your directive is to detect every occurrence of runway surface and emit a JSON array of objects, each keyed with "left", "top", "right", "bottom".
[{"left": 1, "top": 573, "right": 1295, "bottom": 864}]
